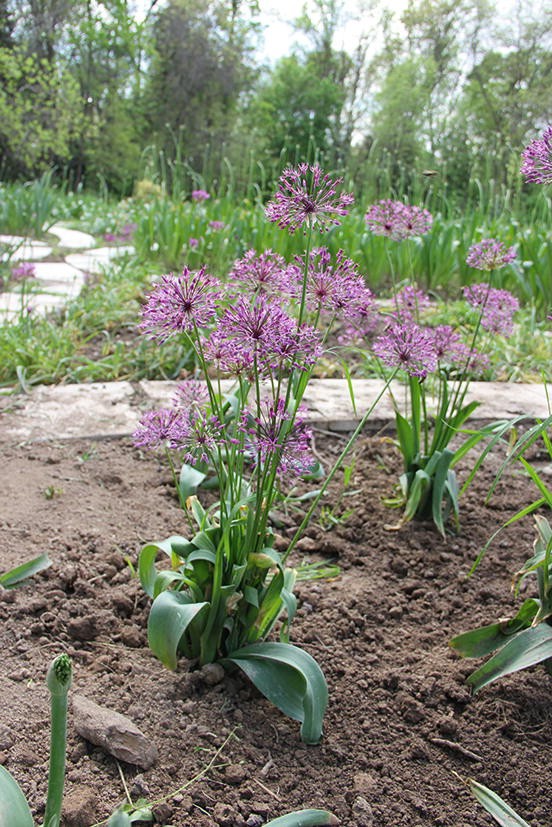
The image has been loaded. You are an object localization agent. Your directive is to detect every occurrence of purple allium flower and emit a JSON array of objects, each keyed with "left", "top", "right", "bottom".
[
  {"left": 188, "top": 237, "right": 199, "bottom": 249},
  {"left": 430, "top": 325, "right": 466, "bottom": 362},
  {"left": 265, "top": 164, "right": 354, "bottom": 234},
  {"left": 364, "top": 200, "right": 433, "bottom": 241},
  {"left": 215, "top": 295, "right": 296, "bottom": 371},
  {"left": 133, "top": 408, "right": 191, "bottom": 451},
  {"left": 521, "top": 126, "right": 552, "bottom": 185},
  {"left": 394, "top": 285, "right": 431, "bottom": 321},
  {"left": 173, "top": 379, "right": 209, "bottom": 410},
  {"left": 103, "top": 232, "right": 117, "bottom": 243},
  {"left": 140, "top": 267, "right": 220, "bottom": 341},
  {"left": 301, "top": 247, "right": 375, "bottom": 320},
  {"left": 120, "top": 222, "right": 137, "bottom": 239},
  {"left": 373, "top": 321, "right": 437, "bottom": 378},
  {"left": 466, "top": 239, "right": 517, "bottom": 271},
  {"left": 192, "top": 189, "right": 210, "bottom": 202},
  {"left": 11, "top": 262, "right": 36, "bottom": 281},
  {"left": 464, "top": 283, "right": 519, "bottom": 337},
  {"left": 230, "top": 249, "right": 292, "bottom": 294},
  {"left": 209, "top": 220, "right": 225, "bottom": 231},
  {"left": 244, "top": 398, "right": 313, "bottom": 477},
  {"left": 203, "top": 329, "right": 254, "bottom": 376}
]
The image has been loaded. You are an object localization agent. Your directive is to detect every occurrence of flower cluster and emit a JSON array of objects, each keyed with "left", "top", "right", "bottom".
[
  {"left": 364, "top": 200, "right": 433, "bottom": 241},
  {"left": 11, "top": 262, "right": 36, "bottom": 281},
  {"left": 230, "top": 249, "right": 294, "bottom": 295},
  {"left": 103, "top": 223, "right": 137, "bottom": 244},
  {"left": 394, "top": 285, "right": 432, "bottom": 322},
  {"left": 265, "top": 164, "right": 354, "bottom": 234},
  {"left": 192, "top": 189, "right": 210, "bottom": 202},
  {"left": 521, "top": 125, "right": 552, "bottom": 185},
  {"left": 242, "top": 399, "right": 313, "bottom": 477},
  {"left": 466, "top": 239, "right": 516, "bottom": 271},
  {"left": 140, "top": 267, "right": 220, "bottom": 340},
  {"left": 464, "top": 284, "right": 520, "bottom": 337},
  {"left": 301, "top": 247, "right": 375, "bottom": 321},
  {"left": 373, "top": 321, "right": 438, "bottom": 378}
]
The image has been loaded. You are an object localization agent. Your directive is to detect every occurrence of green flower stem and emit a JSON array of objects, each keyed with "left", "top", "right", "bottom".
[
  {"left": 43, "top": 654, "right": 72, "bottom": 827},
  {"left": 283, "top": 369, "right": 398, "bottom": 564}
]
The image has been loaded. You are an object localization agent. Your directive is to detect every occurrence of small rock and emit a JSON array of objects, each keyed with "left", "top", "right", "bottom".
[
  {"left": 61, "top": 784, "right": 97, "bottom": 827},
  {"left": 72, "top": 695, "right": 157, "bottom": 769},
  {"left": 119, "top": 626, "right": 143, "bottom": 647},
  {"left": 352, "top": 795, "right": 374, "bottom": 826},
  {"left": 245, "top": 817, "right": 264, "bottom": 827},
  {"left": 0, "top": 727, "right": 14, "bottom": 751},
  {"left": 249, "top": 801, "right": 271, "bottom": 817},
  {"left": 213, "top": 802, "right": 245, "bottom": 826},
  {"left": 0, "top": 752, "right": 7, "bottom": 765},
  {"left": 67, "top": 617, "right": 96, "bottom": 641},
  {"left": 224, "top": 763, "right": 246, "bottom": 785},
  {"left": 353, "top": 772, "right": 378, "bottom": 796},
  {"left": 198, "top": 663, "right": 225, "bottom": 686},
  {"left": 152, "top": 802, "right": 173, "bottom": 823},
  {"left": 18, "top": 748, "right": 38, "bottom": 767}
]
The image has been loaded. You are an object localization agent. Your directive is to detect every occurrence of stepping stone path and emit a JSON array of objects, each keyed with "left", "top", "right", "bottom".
[{"left": 0, "top": 224, "right": 132, "bottom": 322}]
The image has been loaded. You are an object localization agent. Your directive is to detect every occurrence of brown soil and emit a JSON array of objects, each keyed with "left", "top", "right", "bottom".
[{"left": 0, "top": 431, "right": 550, "bottom": 827}]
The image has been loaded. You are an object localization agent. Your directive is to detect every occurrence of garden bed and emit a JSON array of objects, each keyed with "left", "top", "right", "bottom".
[{"left": 0, "top": 432, "right": 550, "bottom": 826}]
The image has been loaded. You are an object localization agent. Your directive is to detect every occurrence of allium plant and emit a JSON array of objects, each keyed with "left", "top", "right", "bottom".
[
  {"left": 134, "top": 167, "right": 384, "bottom": 743},
  {"left": 366, "top": 226, "right": 519, "bottom": 534},
  {"left": 521, "top": 124, "right": 552, "bottom": 185}
]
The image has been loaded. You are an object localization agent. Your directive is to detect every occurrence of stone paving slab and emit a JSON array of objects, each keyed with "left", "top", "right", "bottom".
[
  {"left": 0, "top": 236, "right": 53, "bottom": 261},
  {"left": 65, "top": 246, "right": 134, "bottom": 275},
  {"left": 48, "top": 225, "right": 96, "bottom": 249},
  {"left": 0, "top": 379, "right": 549, "bottom": 444}
]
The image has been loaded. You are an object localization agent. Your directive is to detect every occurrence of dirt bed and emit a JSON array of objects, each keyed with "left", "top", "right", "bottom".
[{"left": 0, "top": 431, "right": 550, "bottom": 827}]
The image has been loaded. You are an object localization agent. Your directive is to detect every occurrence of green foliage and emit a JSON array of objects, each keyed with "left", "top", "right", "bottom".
[
  {"left": 0, "top": 172, "right": 59, "bottom": 236},
  {"left": 451, "top": 514, "right": 552, "bottom": 691},
  {"left": 469, "top": 779, "right": 531, "bottom": 827},
  {"left": 0, "top": 553, "right": 51, "bottom": 589},
  {"left": 0, "top": 46, "right": 82, "bottom": 178}
]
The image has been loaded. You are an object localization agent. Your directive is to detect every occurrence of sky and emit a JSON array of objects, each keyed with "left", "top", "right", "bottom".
[{"left": 256, "top": 0, "right": 409, "bottom": 64}]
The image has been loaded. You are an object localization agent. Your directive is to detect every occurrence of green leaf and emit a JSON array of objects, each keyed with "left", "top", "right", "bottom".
[
  {"left": 107, "top": 810, "right": 133, "bottom": 827},
  {"left": 264, "top": 809, "right": 338, "bottom": 826},
  {"left": 395, "top": 411, "right": 415, "bottom": 465},
  {"left": 223, "top": 642, "right": 328, "bottom": 744},
  {"left": 179, "top": 463, "right": 207, "bottom": 501},
  {"left": 467, "top": 623, "right": 552, "bottom": 693},
  {"left": 0, "top": 765, "right": 34, "bottom": 827},
  {"left": 431, "top": 450, "right": 455, "bottom": 536},
  {"left": 138, "top": 536, "right": 195, "bottom": 597},
  {"left": 0, "top": 552, "right": 51, "bottom": 589},
  {"left": 148, "top": 591, "right": 209, "bottom": 670},
  {"left": 450, "top": 599, "right": 539, "bottom": 658},
  {"left": 469, "top": 779, "right": 531, "bottom": 827}
]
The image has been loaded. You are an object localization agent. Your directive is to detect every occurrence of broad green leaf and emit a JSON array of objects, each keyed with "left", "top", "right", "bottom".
[
  {"left": 179, "top": 463, "right": 207, "bottom": 501},
  {"left": 107, "top": 810, "right": 133, "bottom": 827},
  {"left": 0, "top": 552, "right": 51, "bottom": 589},
  {"left": 514, "top": 516, "right": 552, "bottom": 587},
  {"left": 223, "top": 642, "right": 328, "bottom": 744},
  {"left": 148, "top": 591, "right": 209, "bottom": 670},
  {"left": 264, "top": 809, "right": 338, "bottom": 826},
  {"left": 403, "top": 468, "right": 431, "bottom": 521},
  {"left": 395, "top": 411, "right": 415, "bottom": 465},
  {"left": 467, "top": 623, "right": 552, "bottom": 692},
  {"left": 431, "top": 450, "right": 455, "bottom": 536},
  {"left": 139, "top": 536, "right": 195, "bottom": 597},
  {"left": 0, "top": 765, "right": 34, "bottom": 827},
  {"left": 450, "top": 599, "right": 539, "bottom": 658},
  {"left": 469, "top": 780, "right": 531, "bottom": 827}
]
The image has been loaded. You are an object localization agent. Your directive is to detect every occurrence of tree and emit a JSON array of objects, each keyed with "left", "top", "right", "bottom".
[{"left": 142, "top": 0, "right": 258, "bottom": 184}]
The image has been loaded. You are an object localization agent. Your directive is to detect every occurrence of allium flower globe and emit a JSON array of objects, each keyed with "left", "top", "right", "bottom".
[
  {"left": 521, "top": 125, "right": 552, "bottom": 185},
  {"left": 140, "top": 267, "right": 219, "bottom": 340},
  {"left": 266, "top": 163, "right": 354, "bottom": 234},
  {"left": 466, "top": 239, "right": 516, "bottom": 271},
  {"left": 365, "top": 200, "right": 433, "bottom": 241},
  {"left": 464, "top": 284, "right": 519, "bottom": 337},
  {"left": 373, "top": 321, "right": 437, "bottom": 378}
]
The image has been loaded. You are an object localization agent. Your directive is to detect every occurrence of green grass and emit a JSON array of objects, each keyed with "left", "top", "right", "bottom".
[{"left": 0, "top": 177, "right": 549, "bottom": 389}]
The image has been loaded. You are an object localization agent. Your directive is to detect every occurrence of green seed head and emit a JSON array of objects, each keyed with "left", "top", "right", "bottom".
[{"left": 46, "top": 654, "right": 73, "bottom": 695}]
